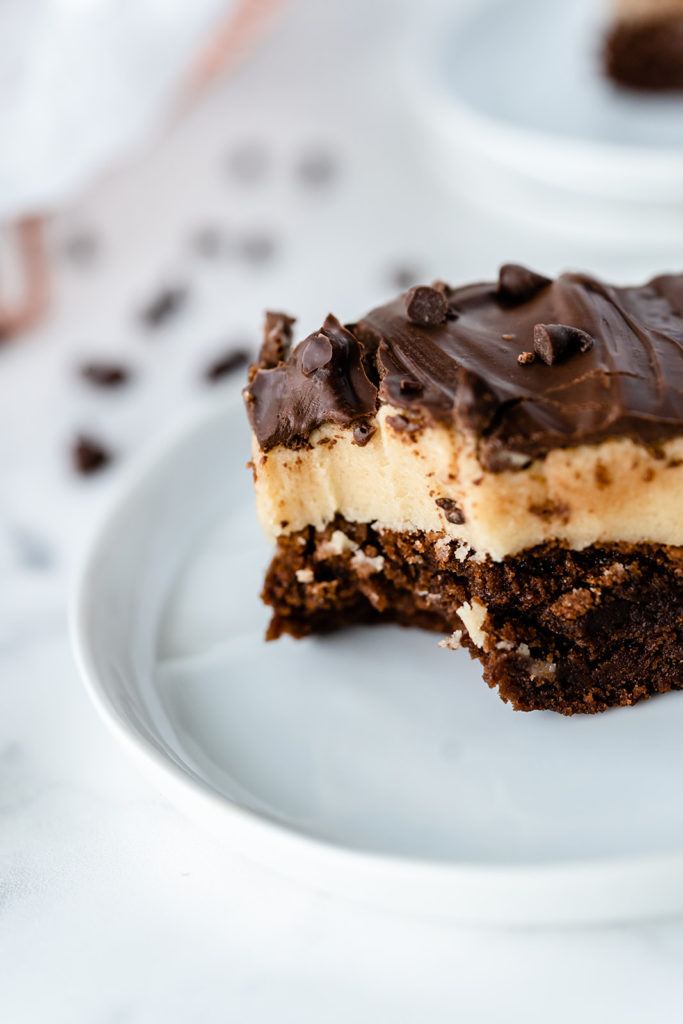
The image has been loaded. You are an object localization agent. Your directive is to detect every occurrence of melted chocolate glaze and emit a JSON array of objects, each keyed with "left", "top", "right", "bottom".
[{"left": 245, "top": 268, "right": 683, "bottom": 468}]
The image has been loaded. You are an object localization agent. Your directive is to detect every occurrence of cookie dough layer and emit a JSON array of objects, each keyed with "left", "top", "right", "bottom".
[{"left": 253, "top": 405, "right": 683, "bottom": 562}]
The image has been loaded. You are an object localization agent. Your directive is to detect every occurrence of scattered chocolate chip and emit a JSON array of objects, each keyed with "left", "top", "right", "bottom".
[
  {"left": 258, "top": 311, "right": 295, "bottom": 369},
  {"left": 302, "top": 334, "right": 334, "bottom": 375},
  {"left": 533, "top": 323, "right": 594, "bottom": 365},
  {"left": 435, "top": 497, "right": 466, "bottom": 524},
  {"left": 228, "top": 143, "right": 268, "bottom": 183},
  {"left": 204, "top": 349, "right": 250, "bottom": 383},
  {"left": 240, "top": 234, "right": 276, "bottom": 265},
  {"left": 192, "top": 226, "right": 227, "bottom": 259},
  {"left": 399, "top": 377, "right": 423, "bottom": 394},
  {"left": 497, "top": 264, "right": 551, "bottom": 304},
  {"left": 72, "top": 435, "right": 112, "bottom": 476},
  {"left": 80, "top": 362, "right": 131, "bottom": 388},
  {"left": 404, "top": 285, "right": 448, "bottom": 327},
  {"left": 296, "top": 149, "right": 336, "bottom": 186},
  {"left": 388, "top": 265, "right": 421, "bottom": 291},
  {"left": 517, "top": 351, "right": 535, "bottom": 365},
  {"left": 352, "top": 421, "right": 376, "bottom": 446},
  {"left": 63, "top": 231, "right": 99, "bottom": 265},
  {"left": 140, "top": 286, "right": 187, "bottom": 328}
]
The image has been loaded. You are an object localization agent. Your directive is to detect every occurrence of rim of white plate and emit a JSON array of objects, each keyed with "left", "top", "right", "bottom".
[{"left": 69, "top": 390, "right": 683, "bottom": 927}]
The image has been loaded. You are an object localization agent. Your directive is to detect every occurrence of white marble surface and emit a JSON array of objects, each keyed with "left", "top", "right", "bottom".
[{"left": 3, "top": 1, "right": 683, "bottom": 1019}]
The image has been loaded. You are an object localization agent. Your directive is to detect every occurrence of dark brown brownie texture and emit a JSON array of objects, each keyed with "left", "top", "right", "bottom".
[
  {"left": 262, "top": 517, "right": 683, "bottom": 716},
  {"left": 605, "top": 16, "right": 683, "bottom": 91}
]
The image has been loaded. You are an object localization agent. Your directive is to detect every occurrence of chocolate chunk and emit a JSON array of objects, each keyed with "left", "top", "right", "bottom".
[
  {"left": 353, "top": 421, "right": 376, "bottom": 446},
  {"left": 404, "top": 286, "right": 448, "bottom": 326},
  {"left": 533, "top": 323, "right": 594, "bottom": 365},
  {"left": 454, "top": 367, "right": 499, "bottom": 434},
  {"left": 435, "top": 497, "right": 466, "bottom": 524},
  {"left": 204, "top": 349, "right": 250, "bottom": 383},
  {"left": 73, "top": 435, "right": 112, "bottom": 475},
  {"left": 258, "top": 311, "right": 295, "bottom": 369},
  {"left": 302, "top": 334, "right": 334, "bottom": 376},
  {"left": 399, "top": 377, "right": 423, "bottom": 394},
  {"left": 140, "top": 286, "right": 187, "bottom": 328},
  {"left": 80, "top": 362, "right": 131, "bottom": 387},
  {"left": 497, "top": 264, "right": 551, "bottom": 304},
  {"left": 517, "top": 351, "right": 535, "bottom": 365}
]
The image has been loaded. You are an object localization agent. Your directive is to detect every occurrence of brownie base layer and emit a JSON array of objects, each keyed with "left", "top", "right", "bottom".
[
  {"left": 263, "top": 517, "right": 683, "bottom": 715},
  {"left": 605, "top": 18, "right": 683, "bottom": 91}
]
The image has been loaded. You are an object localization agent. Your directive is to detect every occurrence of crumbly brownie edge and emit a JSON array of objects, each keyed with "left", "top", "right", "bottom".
[{"left": 262, "top": 517, "right": 683, "bottom": 716}]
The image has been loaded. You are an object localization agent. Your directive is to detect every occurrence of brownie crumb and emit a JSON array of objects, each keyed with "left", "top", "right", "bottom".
[
  {"left": 435, "top": 497, "right": 466, "bottom": 524},
  {"left": 80, "top": 362, "right": 131, "bottom": 388},
  {"left": 204, "top": 349, "right": 250, "bottom": 383},
  {"left": 73, "top": 435, "right": 113, "bottom": 475},
  {"left": 140, "top": 286, "right": 187, "bottom": 328},
  {"left": 517, "top": 351, "right": 535, "bottom": 365}
]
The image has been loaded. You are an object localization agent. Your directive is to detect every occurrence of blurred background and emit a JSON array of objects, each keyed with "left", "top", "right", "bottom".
[{"left": 4, "top": 0, "right": 683, "bottom": 588}]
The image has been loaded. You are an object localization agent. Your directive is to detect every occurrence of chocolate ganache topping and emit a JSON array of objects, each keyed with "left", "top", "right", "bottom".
[{"left": 245, "top": 266, "right": 683, "bottom": 468}]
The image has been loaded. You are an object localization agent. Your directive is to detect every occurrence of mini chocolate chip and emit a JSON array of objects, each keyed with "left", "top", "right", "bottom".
[
  {"left": 386, "top": 413, "right": 422, "bottom": 434},
  {"left": 296, "top": 150, "right": 336, "bottom": 186},
  {"left": 399, "top": 377, "right": 423, "bottom": 393},
  {"left": 497, "top": 264, "right": 551, "bottom": 304},
  {"left": 63, "top": 232, "right": 99, "bottom": 265},
  {"left": 404, "top": 285, "right": 448, "bottom": 326},
  {"left": 140, "top": 286, "right": 187, "bottom": 328},
  {"left": 192, "top": 227, "right": 227, "bottom": 259},
  {"left": 533, "top": 323, "right": 594, "bottom": 365},
  {"left": 240, "top": 234, "right": 276, "bottom": 265},
  {"left": 73, "top": 435, "right": 112, "bottom": 475},
  {"left": 302, "top": 334, "right": 334, "bottom": 375},
  {"left": 435, "top": 497, "right": 466, "bottom": 524},
  {"left": 80, "top": 362, "right": 131, "bottom": 387},
  {"left": 204, "top": 349, "right": 250, "bottom": 382},
  {"left": 352, "top": 421, "right": 376, "bottom": 446},
  {"left": 228, "top": 143, "right": 268, "bottom": 183},
  {"left": 517, "top": 351, "right": 535, "bottom": 365}
]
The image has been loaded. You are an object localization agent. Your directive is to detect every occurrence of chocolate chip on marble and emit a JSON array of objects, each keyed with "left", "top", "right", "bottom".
[
  {"left": 302, "top": 334, "right": 334, "bottom": 375},
  {"left": 192, "top": 226, "right": 227, "bottom": 259},
  {"left": 497, "top": 264, "right": 551, "bottom": 304},
  {"left": 228, "top": 143, "right": 268, "bottom": 183},
  {"left": 296, "top": 149, "right": 336, "bottom": 186},
  {"left": 240, "top": 233, "right": 276, "bottom": 266},
  {"left": 404, "top": 285, "right": 448, "bottom": 326},
  {"left": 63, "top": 231, "right": 99, "bottom": 266},
  {"left": 140, "top": 286, "right": 187, "bottom": 328},
  {"left": 204, "top": 348, "right": 250, "bottom": 383},
  {"left": 80, "top": 362, "right": 131, "bottom": 387},
  {"left": 352, "top": 421, "right": 376, "bottom": 446},
  {"left": 517, "top": 351, "right": 535, "bottom": 365},
  {"left": 533, "top": 323, "right": 594, "bottom": 365},
  {"left": 435, "top": 497, "right": 466, "bottom": 524},
  {"left": 72, "top": 435, "right": 113, "bottom": 475}
]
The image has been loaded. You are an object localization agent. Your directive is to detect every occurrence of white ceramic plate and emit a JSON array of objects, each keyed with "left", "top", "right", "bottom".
[
  {"left": 410, "top": 0, "right": 683, "bottom": 240},
  {"left": 71, "top": 392, "right": 683, "bottom": 926}
]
